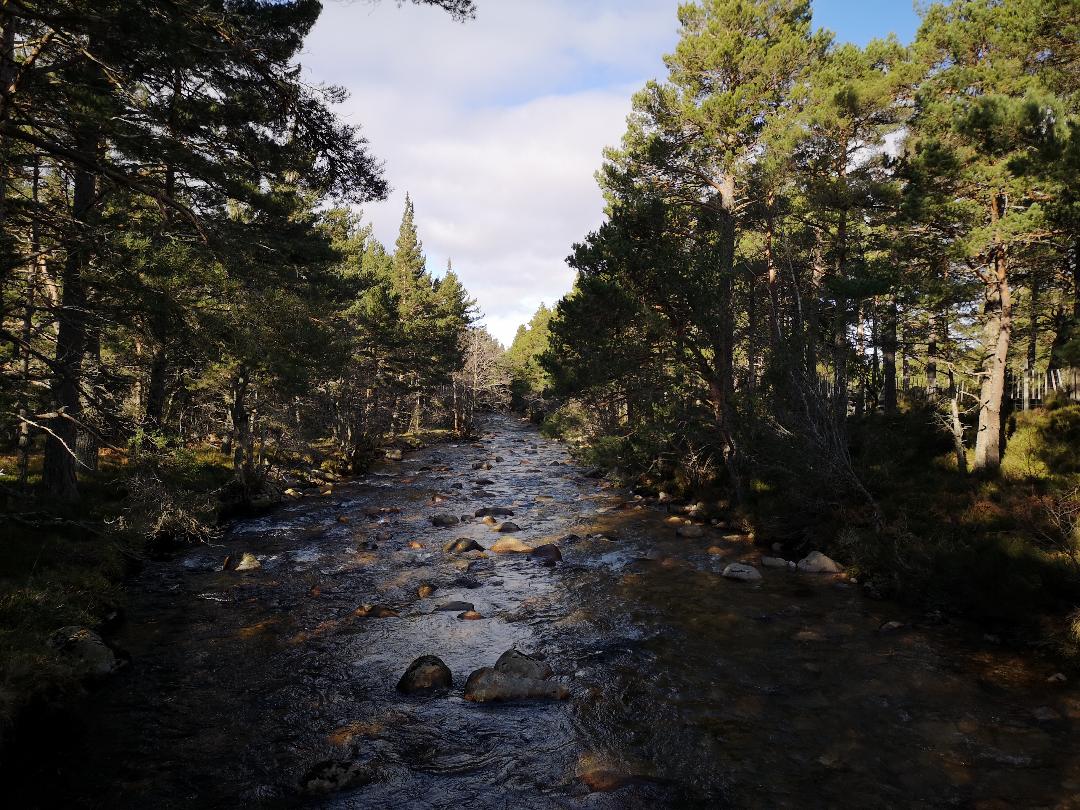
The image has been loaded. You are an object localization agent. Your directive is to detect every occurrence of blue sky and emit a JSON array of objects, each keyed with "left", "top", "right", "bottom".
[
  {"left": 814, "top": 0, "right": 920, "bottom": 46},
  {"left": 304, "top": 1, "right": 924, "bottom": 344}
]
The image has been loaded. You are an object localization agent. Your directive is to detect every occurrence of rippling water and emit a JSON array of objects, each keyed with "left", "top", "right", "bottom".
[{"left": 27, "top": 415, "right": 1080, "bottom": 808}]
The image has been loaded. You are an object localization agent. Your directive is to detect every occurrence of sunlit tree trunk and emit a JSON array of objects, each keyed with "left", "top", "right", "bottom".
[{"left": 974, "top": 195, "right": 1012, "bottom": 472}]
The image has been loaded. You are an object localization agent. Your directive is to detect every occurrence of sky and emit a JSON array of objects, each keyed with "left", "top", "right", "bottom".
[{"left": 302, "top": 0, "right": 921, "bottom": 345}]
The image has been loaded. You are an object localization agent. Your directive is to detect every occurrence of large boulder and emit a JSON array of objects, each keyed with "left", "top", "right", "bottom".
[
  {"left": 491, "top": 537, "right": 534, "bottom": 554},
  {"left": 797, "top": 551, "right": 843, "bottom": 574},
  {"left": 722, "top": 563, "right": 762, "bottom": 582},
  {"left": 396, "top": 655, "right": 452, "bottom": 693},
  {"left": 494, "top": 648, "right": 553, "bottom": 680},
  {"left": 47, "top": 626, "right": 124, "bottom": 677},
  {"left": 463, "top": 668, "right": 568, "bottom": 702}
]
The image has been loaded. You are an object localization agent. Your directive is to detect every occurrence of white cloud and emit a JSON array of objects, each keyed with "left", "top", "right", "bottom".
[{"left": 302, "top": 0, "right": 680, "bottom": 344}]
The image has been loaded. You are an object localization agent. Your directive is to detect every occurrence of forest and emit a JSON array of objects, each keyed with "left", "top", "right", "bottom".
[
  {"left": 508, "top": 0, "right": 1080, "bottom": 628},
  {"left": 2, "top": 0, "right": 1080, "bottom": 806}
]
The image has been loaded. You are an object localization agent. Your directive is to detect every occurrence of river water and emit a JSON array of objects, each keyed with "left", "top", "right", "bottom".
[{"left": 30, "top": 414, "right": 1080, "bottom": 808}]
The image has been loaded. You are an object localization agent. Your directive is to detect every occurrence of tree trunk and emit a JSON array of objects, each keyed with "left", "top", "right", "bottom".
[
  {"left": 1027, "top": 275, "right": 1038, "bottom": 374},
  {"left": 43, "top": 124, "right": 99, "bottom": 500},
  {"left": 144, "top": 346, "right": 169, "bottom": 426},
  {"left": 882, "top": 297, "right": 897, "bottom": 414},
  {"left": 949, "top": 371, "right": 968, "bottom": 474},
  {"left": 832, "top": 207, "right": 850, "bottom": 426},
  {"left": 854, "top": 302, "right": 866, "bottom": 418},
  {"left": 973, "top": 222, "right": 1012, "bottom": 472},
  {"left": 0, "top": 9, "right": 16, "bottom": 292},
  {"left": 229, "top": 369, "right": 254, "bottom": 491},
  {"left": 764, "top": 199, "right": 780, "bottom": 350},
  {"left": 805, "top": 237, "right": 827, "bottom": 382},
  {"left": 17, "top": 157, "right": 44, "bottom": 487},
  {"left": 711, "top": 176, "right": 743, "bottom": 503}
]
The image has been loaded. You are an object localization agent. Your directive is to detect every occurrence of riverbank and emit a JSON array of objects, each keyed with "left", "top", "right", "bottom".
[{"left": 538, "top": 401, "right": 1080, "bottom": 659}]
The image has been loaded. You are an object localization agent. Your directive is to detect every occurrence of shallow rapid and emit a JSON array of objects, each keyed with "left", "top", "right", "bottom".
[{"left": 31, "top": 414, "right": 1080, "bottom": 808}]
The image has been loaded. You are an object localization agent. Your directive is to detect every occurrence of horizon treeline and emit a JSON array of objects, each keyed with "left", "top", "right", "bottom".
[
  {"left": 0, "top": 0, "right": 520, "bottom": 504},
  {"left": 520, "top": 0, "right": 1079, "bottom": 507}
]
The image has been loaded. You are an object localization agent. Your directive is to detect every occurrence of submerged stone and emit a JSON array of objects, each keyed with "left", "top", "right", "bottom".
[{"left": 722, "top": 563, "right": 762, "bottom": 582}]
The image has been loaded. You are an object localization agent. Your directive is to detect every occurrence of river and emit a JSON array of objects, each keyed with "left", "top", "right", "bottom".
[{"left": 26, "top": 414, "right": 1080, "bottom": 808}]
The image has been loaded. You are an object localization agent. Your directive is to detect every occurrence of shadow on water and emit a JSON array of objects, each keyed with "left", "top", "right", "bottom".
[{"left": 20, "top": 414, "right": 1080, "bottom": 808}]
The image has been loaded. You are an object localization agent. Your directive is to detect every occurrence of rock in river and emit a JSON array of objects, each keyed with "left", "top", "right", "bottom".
[
  {"left": 234, "top": 552, "right": 261, "bottom": 571},
  {"left": 301, "top": 759, "right": 375, "bottom": 795},
  {"left": 435, "top": 600, "right": 475, "bottom": 612},
  {"left": 47, "top": 626, "right": 124, "bottom": 678},
  {"left": 676, "top": 524, "right": 705, "bottom": 539},
  {"left": 444, "top": 537, "right": 483, "bottom": 553},
  {"left": 797, "top": 551, "right": 843, "bottom": 574},
  {"left": 495, "top": 648, "right": 554, "bottom": 680},
  {"left": 760, "top": 556, "right": 790, "bottom": 569},
  {"left": 397, "top": 655, "right": 452, "bottom": 693},
  {"left": 528, "top": 544, "right": 562, "bottom": 563},
  {"left": 491, "top": 537, "right": 534, "bottom": 554},
  {"left": 354, "top": 604, "right": 399, "bottom": 618},
  {"left": 463, "top": 668, "right": 568, "bottom": 702},
  {"left": 431, "top": 513, "right": 459, "bottom": 528},
  {"left": 722, "top": 563, "right": 762, "bottom": 582},
  {"left": 495, "top": 521, "right": 521, "bottom": 532},
  {"left": 475, "top": 507, "right": 515, "bottom": 517}
]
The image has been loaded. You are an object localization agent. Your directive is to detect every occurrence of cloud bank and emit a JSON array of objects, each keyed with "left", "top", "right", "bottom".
[
  {"left": 302, "top": 0, "right": 921, "bottom": 345},
  {"left": 302, "top": 0, "right": 681, "bottom": 345}
]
